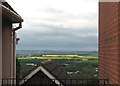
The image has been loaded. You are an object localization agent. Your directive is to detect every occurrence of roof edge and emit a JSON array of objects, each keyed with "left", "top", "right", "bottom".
[
  {"left": 19, "top": 66, "right": 63, "bottom": 86},
  {"left": 0, "top": 2, "right": 23, "bottom": 23}
]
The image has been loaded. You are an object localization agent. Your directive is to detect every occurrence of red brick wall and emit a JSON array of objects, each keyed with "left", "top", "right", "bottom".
[
  {"left": 118, "top": 2, "right": 120, "bottom": 84},
  {"left": 99, "top": 2, "right": 120, "bottom": 84}
]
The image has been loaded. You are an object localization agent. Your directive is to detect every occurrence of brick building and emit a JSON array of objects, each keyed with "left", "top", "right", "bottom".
[{"left": 99, "top": 0, "right": 120, "bottom": 84}]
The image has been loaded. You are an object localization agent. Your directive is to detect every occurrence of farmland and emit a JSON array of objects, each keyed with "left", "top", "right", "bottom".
[
  {"left": 17, "top": 53, "right": 98, "bottom": 80},
  {"left": 30, "top": 54, "right": 97, "bottom": 59}
]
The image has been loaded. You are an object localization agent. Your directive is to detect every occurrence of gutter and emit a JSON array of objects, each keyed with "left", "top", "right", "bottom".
[
  {"left": 13, "top": 22, "right": 22, "bottom": 31},
  {"left": 0, "top": 3, "right": 23, "bottom": 23},
  {"left": 0, "top": 2, "right": 23, "bottom": 30}
]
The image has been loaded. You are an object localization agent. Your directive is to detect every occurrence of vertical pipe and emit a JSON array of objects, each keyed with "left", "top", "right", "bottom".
[
  {"left": 12, "top": 31, "right": 16, "bottom": 85},
  {"left": 12, "top": 31, "right": 14, "bottom": 85}
]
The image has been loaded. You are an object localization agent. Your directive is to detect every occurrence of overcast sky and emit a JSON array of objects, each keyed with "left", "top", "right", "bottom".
[{"left": 6, "top": 0, "right": 98, "bottom": 51}]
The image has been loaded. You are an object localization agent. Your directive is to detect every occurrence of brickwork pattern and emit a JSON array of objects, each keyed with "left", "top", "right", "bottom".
[{"left": 99, "top": 2, "right": 120, "bottom": 84}]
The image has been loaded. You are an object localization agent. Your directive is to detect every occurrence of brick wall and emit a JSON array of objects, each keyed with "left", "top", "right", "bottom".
[
  {"left": 118, "top": 2, "right": 120, "bottom": 84},
  {"left": 99, "top": 2, "right": 120, "bottom": 84}
]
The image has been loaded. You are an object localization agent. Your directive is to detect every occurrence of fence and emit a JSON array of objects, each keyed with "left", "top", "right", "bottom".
[{"left": 1, "top": 78, "right": 109, "bottom": 86}]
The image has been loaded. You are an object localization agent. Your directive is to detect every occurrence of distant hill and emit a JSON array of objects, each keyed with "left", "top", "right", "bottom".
[{"left": 16, "top": 50, "right": 98, "bottom": 57}]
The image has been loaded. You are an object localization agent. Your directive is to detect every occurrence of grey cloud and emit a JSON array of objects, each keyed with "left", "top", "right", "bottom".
[
  {"left": 16, "top": 0, "right": 98, "bottom": 51},
  {"left": 17, "top": 23, "right": 97, "bottom": 50},
  {"left": 17, "top": 35, "right": 97, "bottom": 50},
  {"left": 29, "top": 12, "right": 97, "bottom": 23},
  {"left": 19, "top": 23, "right": 97, "bottom": 40}
]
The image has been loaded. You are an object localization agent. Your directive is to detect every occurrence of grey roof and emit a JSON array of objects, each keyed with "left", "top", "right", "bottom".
[
  {"left": 20, "top": 60, "right": 71, "bottom": 85},
  {"left": 41, "top": 60, "right": 70, "bottom": 80}
]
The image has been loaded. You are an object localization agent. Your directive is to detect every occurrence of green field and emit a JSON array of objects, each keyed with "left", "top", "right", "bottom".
[{"left": 17, "top": 54, "right": 98, "bottom": 79}]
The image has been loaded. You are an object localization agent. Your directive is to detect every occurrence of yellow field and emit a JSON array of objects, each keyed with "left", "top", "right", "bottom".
[{"left": 29, "top": 54, "right": 97, "bottom": 60}]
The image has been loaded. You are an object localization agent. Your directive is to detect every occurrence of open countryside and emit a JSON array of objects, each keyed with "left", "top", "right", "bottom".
[{"left": 17, "top": 50, "right": 98, "bottom": 80}]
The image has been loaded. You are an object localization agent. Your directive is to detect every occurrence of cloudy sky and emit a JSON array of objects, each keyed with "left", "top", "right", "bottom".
[{"left": 6, "top": 0, "right": 98, "bottom": 51}]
